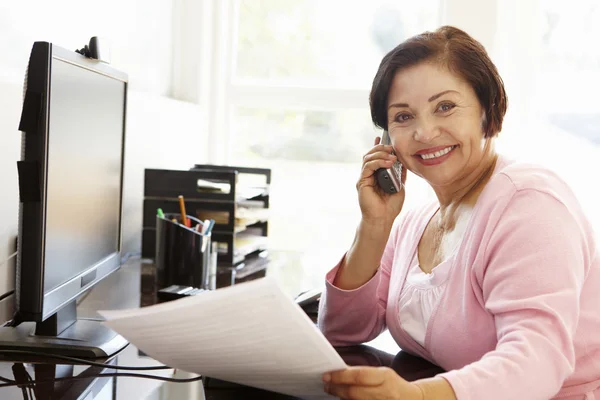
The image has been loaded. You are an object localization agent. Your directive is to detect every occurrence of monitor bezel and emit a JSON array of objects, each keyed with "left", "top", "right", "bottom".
[{"left": 16, "top": 42, "right": 128, "bottom": 322}]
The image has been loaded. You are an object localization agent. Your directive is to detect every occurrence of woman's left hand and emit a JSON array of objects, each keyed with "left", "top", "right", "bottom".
[{"left": 323, "top": 366, "right": 424, "bottom": 400}]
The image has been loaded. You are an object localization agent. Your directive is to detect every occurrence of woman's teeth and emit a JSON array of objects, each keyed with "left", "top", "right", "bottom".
[{"left": 419, "top": 146, "right": 455, "bottom": 160}]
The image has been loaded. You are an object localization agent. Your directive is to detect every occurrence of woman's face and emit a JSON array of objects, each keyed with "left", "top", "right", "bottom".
[{"left": 386, "top": 62, "right": 492, "bottom": 189}]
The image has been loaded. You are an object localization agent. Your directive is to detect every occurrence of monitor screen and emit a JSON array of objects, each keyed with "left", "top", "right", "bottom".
[
  {"left": 2, "top": 42, "right": 129, "bottom": 357},
  {"left": 14, "top": 42, "right": 128, "bottom": 323},
  {"left": 44, "top": 58, "right": 124, "bottom": 293}
]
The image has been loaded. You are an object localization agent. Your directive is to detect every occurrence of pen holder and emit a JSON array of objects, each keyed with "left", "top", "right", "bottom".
[{"left": 155, "top": 213, "right": 213, "bottom": 291}]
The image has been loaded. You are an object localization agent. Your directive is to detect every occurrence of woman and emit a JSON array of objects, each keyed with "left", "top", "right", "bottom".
[{"left": 318, "top": 26, "right": 600, "bottom": 400}]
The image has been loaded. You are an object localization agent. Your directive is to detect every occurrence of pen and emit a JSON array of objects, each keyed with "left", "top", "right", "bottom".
[
  {"left": 178, "top": 195, "right": 189, "bottom": 227},
  {"left": 157, "top": 208, "right": 165, "bottom": 219},
  {"left": 200, "top": 219, "right": 210, "bottom": 252},
  {"left": 204, "top": 219, "right": 215, "bottom": 235},
  {"left": 201, "top": 219, "right": 211, "bottom": 235}
]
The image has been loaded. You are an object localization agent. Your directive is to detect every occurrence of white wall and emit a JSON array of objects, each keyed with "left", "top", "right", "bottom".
[
  {"left": 0, "top": 0, "right": 174, "bottom": 94},
  {"left": 0, "top": 81, "right": 22, "bottom": 323},
  {"left": 121, "top": 91, "right": 207, "bottom": 255}
]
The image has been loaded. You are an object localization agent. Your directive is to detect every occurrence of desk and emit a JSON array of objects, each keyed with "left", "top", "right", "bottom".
[{"left": 0, "top": 258, "right": 443, "bottom": 399}]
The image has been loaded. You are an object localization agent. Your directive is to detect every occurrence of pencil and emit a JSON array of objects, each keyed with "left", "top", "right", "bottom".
[{"left": 178, "top": 195, "right": 188, "bottom": 227}]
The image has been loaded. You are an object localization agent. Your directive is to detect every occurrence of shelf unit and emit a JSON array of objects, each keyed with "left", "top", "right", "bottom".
[{"left": 142, "top": 165, "right": 271, "bottom": 287}]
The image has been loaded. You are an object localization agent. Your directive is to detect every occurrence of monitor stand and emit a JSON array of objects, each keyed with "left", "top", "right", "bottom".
[{"left": 0, "top": 301, "right": 128, "bottom": 359}]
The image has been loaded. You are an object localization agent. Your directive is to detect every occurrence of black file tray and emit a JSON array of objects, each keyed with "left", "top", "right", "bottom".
[{"left": 142, "top": 165, "right": 271, "bottom": 287}]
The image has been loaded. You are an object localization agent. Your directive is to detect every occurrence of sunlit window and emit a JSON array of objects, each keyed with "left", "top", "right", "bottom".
[
  {"left": 228, "top": 0, "right": 441, "bottom": 278},
  {"left": 537, "top": 0, "right": 600, "bottom": 144},
  {"left": 235, "top": 0, "right": 441, "bottom": 87}
]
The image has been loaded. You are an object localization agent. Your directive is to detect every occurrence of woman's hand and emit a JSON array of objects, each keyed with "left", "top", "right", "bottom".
[
  {"left": 323, "top": 366, "right": 423, "bottom": 400},
  {"left": 333, "top": 136, "right": 408, "bottom": 290},
  {"left": 357, "top": 136, "right": 407, "bottom": 226}
]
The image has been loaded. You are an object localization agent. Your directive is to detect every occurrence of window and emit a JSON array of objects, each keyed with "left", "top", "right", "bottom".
[
  {"left": 537, "top": 0, "right": 600, "bottom": 144},
  {"left": 231, "top": 107, "right": 377, "bottom": 164},
  {"left": 195, "top": 0, "right": 600, "bottom": 286},
  {"left": 235, "top": 0, "right": 441, "bottom": 87},
  {"left": 492, "top": 0, "right": 600, "bottom": 232},
  {"left": 223, "top": 0, "right": 441, "bottom": 280},
  {"left": 536, "top": 0, "right": 600, "bottom": 229}
]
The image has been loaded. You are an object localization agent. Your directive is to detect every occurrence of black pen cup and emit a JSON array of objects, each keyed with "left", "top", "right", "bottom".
[{"left": 155, "top": 213, "right": 212, "bottom": 290}]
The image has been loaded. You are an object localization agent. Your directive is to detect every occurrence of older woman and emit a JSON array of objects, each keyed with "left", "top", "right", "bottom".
[{"left": 318, "top": 26, "right": 600, "bottom": 400}]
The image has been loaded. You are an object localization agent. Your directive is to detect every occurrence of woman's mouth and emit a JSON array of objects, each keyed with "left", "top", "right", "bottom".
[{"left": 414, "top": 145, "right": 458, "bottom": 165}]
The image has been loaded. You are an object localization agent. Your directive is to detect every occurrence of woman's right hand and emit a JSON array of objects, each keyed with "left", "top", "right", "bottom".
[
  {"left": 356, "top": 136, "right": 407, "bottom": 226},
  {"left": 334, "top": 136, "right": 407, "bottom": 290}
]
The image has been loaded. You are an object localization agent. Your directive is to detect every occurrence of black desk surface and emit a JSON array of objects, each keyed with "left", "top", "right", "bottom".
[{"left": 0, "top": 258, "right": 443, "bottom": 399}]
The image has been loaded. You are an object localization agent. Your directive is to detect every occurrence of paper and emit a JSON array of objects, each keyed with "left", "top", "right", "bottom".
[{"left": 98, "top": 277, "right": 346, "bottom": 399}]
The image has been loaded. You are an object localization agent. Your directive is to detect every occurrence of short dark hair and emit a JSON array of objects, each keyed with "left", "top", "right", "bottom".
[{"left": 369, "top": 26, "right": 508, "bottom": 138}]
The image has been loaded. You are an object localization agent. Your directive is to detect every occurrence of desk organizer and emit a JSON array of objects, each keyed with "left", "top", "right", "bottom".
[
  {"left": 155, "top": 213, "right": 213, "bottom": 290},
  {"left": 142, "top": 165, "right": 271, "bottom": 287}
]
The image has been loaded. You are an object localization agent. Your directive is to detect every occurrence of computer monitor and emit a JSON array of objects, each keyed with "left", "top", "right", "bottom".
[{"left": 0, "top": 41, "right": 129, "bottom": 358}]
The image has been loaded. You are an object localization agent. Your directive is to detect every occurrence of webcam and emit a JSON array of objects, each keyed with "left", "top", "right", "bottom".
[{"left": 75, "top": 36, "right": 111, "bottom": 64}]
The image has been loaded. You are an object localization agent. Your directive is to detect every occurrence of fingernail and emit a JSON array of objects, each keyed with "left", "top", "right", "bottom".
[{"left": 322, "top": 373, "right": 331, "bottom": 382}]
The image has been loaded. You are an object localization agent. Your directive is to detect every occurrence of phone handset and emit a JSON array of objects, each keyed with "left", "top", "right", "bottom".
[{"left": 375, "top": 130, "right": 403, "bottom": 194}]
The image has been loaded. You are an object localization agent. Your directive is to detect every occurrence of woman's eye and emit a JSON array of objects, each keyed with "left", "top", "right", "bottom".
[
  {"left": 395, "top": 113, "right": 412, "bottom": 123},
  {"left": 438, "top": 103, "right": 455, "bottom": 113}
]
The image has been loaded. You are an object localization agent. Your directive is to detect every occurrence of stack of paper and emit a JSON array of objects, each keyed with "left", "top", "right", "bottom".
[
  {"left": 234, "top": 233, "right": 268, "bottom": 257},
  {"left": 99, "top": 277, "right": 346, "bottom": 399}
]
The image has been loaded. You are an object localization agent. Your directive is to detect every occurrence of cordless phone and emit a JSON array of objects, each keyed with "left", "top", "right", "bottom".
[{"left": 375, "top": 130, "right": 403, "bottom": 194}]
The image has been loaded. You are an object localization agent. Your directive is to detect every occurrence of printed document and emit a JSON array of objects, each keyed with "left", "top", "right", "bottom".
[{"left": 99, "top": 277, "right": 346, "bottom": 399}]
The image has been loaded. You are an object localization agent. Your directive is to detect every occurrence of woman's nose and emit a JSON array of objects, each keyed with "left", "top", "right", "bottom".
[{"left": 413, "top": 120, "right": 441, "bottom": 143}]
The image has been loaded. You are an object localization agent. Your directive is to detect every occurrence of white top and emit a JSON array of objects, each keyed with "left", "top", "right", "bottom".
[{"left": 397, "top": 251, "right": 453, "bottom": 347}]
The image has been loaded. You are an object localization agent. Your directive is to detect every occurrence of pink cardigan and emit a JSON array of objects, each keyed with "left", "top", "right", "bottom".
[{"left": 318, "top": 158, "right": 600, "bottom": 400}]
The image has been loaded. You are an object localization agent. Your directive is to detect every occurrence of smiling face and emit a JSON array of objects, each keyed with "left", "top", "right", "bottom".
[{"left": 387, "top": 62, "right": 495, "bottom": 191}]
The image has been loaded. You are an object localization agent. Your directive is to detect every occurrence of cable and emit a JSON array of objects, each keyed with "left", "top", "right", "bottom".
[
  {"left": 0, "top": 289, "right": 18, "bottom": 328},
  {"left": 11, "top": 364, "right": 30, "bottom": 400},
  {"left": 3, "top": 311, "right": 22, "bottom": 327},
  {"left": 0, "top": 290, "right": 14, "bottom": 303},
  {"left": 120, "top": 251, "right": 141, "bottom": 264},
  {"left": 0, "top": 350, "right": 172, "bottom": 371},
  {"left": 0, "top": 371, "right": 203, "bottom": 389},
  {"left": 26, "top": 371, "right": 34, "bottom": 400}
]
